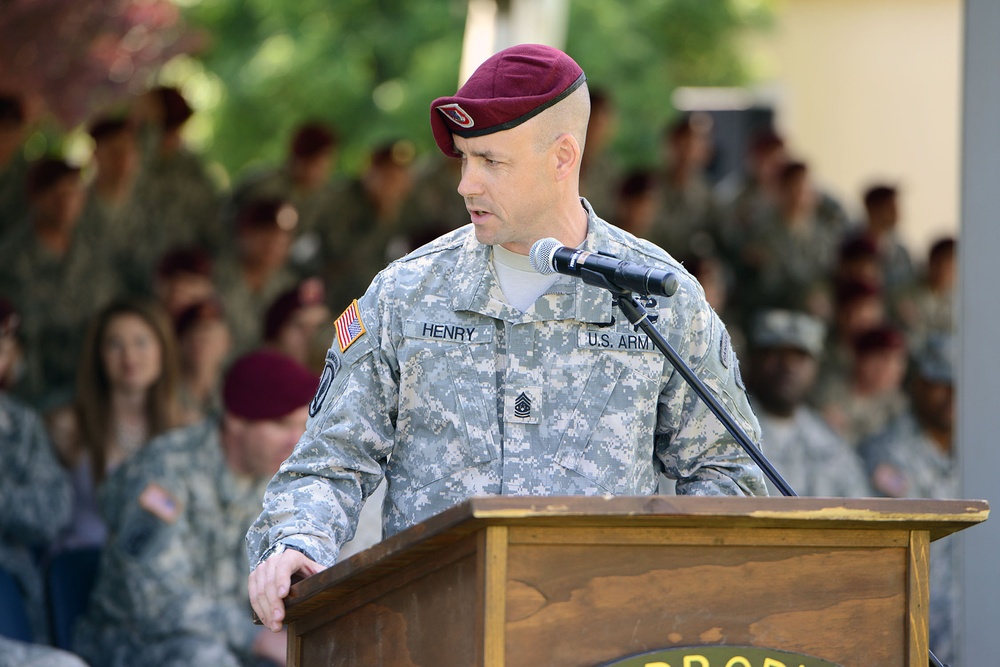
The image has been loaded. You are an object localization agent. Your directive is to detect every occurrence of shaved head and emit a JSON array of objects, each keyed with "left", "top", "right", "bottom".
[{"left": 531, "top": 82, "right": 591, "bottom": 156}]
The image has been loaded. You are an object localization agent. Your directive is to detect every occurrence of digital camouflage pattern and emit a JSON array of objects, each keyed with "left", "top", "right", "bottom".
[
  {"left": 247, "top": 202, "right": 767, "bottom": 570},
  {"left": 212, "top": 254, "right": 300, "bottom": 358},
  {"left": 0, "top": 392, "right": 73, "bottom": 643},
  {"left": 754, "top": 405, "right": 872, "bottom": 498},
  {"left": 859, "top": 412, "right": 959, "bottom": 664},
  {"left": 0, "top": 224, "right": 119, "bottom": 409},
  {"left": 75, "top": 420, "right": 272, "bottom": 667}
]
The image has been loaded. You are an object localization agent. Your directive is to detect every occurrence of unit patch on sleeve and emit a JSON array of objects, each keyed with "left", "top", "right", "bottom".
[{"left": 309, "top": 349, "right": 342, "bottom": 417}]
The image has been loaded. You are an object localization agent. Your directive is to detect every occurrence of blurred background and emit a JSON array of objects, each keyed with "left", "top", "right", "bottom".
[{"left": 0, "top": 0, "right": 961, "bottom": 257}]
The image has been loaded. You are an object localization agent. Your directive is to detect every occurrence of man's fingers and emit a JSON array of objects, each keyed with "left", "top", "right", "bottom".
[{"left": 249, "top": 549, "right": 327, "bottom": 633}]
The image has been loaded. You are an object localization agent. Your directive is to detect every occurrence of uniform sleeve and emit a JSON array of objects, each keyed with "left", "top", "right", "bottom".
[
  {"left": 0, "top": 401, "right": 73, "bottom": 546},
  {"left": 653, "top": 284, "right": 768, "bottom": 497},
  {"left": 101, "top": 462, "right": 260, "bottom": 654},
  {"left": 246, "top": 271, "right": 399, "bottom": 569}
]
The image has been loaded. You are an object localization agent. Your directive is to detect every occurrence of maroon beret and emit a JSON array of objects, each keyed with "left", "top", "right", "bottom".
[
  {"left": 27, "top": 158, "right": 80, "bottom": 196},
  {"left": 853, "top": 325, "right": 906, "bottom": 355},
  {"left": 263, "top": 278, "right": 326, "bottom": 342},
  {"left": 237, "top": 198, "right": 299, "bottom": 233},
  {"left": 291, "top": 122, "right": 338, "bottom": 159},
  {"left": 174, "top": 298, "right": 224, "bottom": 339},
  {"left": 157, "top": 245, "right": 213, "bottom": 280},
  {"left": 429, "top": 43, "right": 586, "bottom": 157},
  {"left": 223, "top": 349, "right": 318, "bottom": 421},
  {"left": 839, "top": 234, "right": 879, "bottom": 262},
  {"left": 835, "top": 277, "right": 881, "bottom": 306}
]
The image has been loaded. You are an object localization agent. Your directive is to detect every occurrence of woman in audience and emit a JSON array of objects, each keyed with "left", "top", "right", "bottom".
[{"left": 49, "top": 298, "right": 182, "bottom": 552}]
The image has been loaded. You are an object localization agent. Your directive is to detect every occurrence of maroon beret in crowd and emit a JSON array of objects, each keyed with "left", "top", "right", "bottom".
[
  {"left": 835, "top": 277, "right": 881, "bottom": 307},
  {"left": 174, "top": 298, "right": 225, "bottom": 339},
  {"left": 430, "top": 43, "right": 586, "bottom": 156},
  {"left": 157, "top": 245, "right": 214, "bottom": 280},
  {"left": 839, "top": 234, "right": 879, "bottom": 262},
  {"left": 853, "top": 325, "right": 906, "bottom": 355},
  {"left": 26, "top": 158, "right": 80, "bottom": 197},
  {"left": 263, "top": 278, "right": 326, "bottom": 342},
  {"left": 88, "top": 116, "right": 132, "bottom": 143},
  {"left": 223, "top": 349, "right": 318, "bottom": 421},
  {"left": 236, "top": 198, "right": 299, "bottom": 233},
  {"left": 291, "top": 122, "right": 338, "bottom": 159}
]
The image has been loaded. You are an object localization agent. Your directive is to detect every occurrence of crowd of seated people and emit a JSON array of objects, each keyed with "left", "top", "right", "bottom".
[{"left": 0, "top": 82, "right": 960, "bottom": 665}]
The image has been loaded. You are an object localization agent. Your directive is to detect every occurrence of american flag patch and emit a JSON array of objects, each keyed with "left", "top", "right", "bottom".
[{"left": 335, "top": 300, "right": 366, "bottom": 352}]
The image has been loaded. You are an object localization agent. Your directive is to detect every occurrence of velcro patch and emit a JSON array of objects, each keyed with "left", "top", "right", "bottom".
[
  {"left": 404, "top": 319, "right": 493, "bottom": 343},
  {"left": 578, "top": 330, "right": 655, "bottom": 352},
  {"left": 309, "top": 349, "right": 342, "bottom": 417},
  {"left": 505, "top": 386, "right": 541, "bottom": 424},
  {"left": 139, "top": 483, "right": 180, "bottom": 524},
  {"left": 335, "top": 300, "right": 365, "bottom": 353}
]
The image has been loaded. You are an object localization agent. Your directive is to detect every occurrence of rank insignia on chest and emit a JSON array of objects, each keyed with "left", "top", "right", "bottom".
[
  {"left": 514, "top": 392, "right": 532, "bottom": 419},
  {"left": 505, "top": 386, "right": 541, "bottom": 425}
]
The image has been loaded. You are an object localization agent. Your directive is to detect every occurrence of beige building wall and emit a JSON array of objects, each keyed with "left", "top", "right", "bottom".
[{"left": 747, "top": 0, "right": 962, "bottom": 260}]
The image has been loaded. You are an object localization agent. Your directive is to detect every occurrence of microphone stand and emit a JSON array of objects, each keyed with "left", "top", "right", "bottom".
[{"left": 586, "top": 270, "right": 950, "bottom": 667}]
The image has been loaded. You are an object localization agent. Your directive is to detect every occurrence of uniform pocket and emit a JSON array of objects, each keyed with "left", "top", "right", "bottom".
[
  {"left": 391, "top": 327, "right": 498, "bottom": 490},
  {"left": 553, "top": 350, "right": 662, "bottom": 495}
]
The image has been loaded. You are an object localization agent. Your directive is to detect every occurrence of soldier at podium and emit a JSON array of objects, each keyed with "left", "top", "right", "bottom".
[{"left": 247, "top": 44, "right": 768, "bottom": 633}]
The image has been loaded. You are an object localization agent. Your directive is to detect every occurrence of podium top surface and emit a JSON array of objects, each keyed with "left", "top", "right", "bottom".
[{"left": 281, "top": 495, "right": 987, "bottom": 623}]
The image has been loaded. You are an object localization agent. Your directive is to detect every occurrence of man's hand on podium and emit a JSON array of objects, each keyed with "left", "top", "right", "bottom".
[{"left": 249, "top": 546, "right": 326, "bottom": 632}]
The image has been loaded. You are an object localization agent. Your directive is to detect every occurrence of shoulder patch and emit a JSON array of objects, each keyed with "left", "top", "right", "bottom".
[
  {"left": 719, "top": 328, "right": 732, "bottom": 369},
  {"left": 309, "top": 349, "right": 342, "bottom": 417},
  {"left": 334, "top": 300, "right": 366, "bottom": 353},
  {"left": 139, "top": 482, "right": 181, "bottom": 524}
]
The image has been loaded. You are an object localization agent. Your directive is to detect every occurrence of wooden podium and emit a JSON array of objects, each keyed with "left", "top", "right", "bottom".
[{"left": 279, "top": 496, "right": 988, "bottom": 667}]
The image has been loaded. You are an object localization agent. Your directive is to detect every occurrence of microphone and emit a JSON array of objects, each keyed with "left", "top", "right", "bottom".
[{"left": 529, "top": 237, "right": 679, "bottom": 297}]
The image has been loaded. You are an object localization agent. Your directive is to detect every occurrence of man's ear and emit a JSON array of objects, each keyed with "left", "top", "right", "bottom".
[{"left": 552, "top": 133, "right": 581, "bottom": 182}]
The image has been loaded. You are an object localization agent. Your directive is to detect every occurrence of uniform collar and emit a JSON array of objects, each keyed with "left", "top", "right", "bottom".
[{"left": 449, "top": 198, "right": 615, "bottom": 324}]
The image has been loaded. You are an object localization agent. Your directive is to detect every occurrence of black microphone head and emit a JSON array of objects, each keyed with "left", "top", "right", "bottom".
[{"left": 529, "top": 237, "right": 561, "bottom": 275}]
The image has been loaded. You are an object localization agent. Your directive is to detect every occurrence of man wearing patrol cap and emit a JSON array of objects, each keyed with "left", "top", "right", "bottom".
[
  {"left": 247, "top": 43, "right": 767, "bottom": 633},
  {"left": 745, "top": 309, "right": 870, "bottom": 498},
  {"left": 75, "top": 350, "right": 318, "bottom": 667},
  {"left": 858, "top": 332, "right": 959, "bottom": 663}
]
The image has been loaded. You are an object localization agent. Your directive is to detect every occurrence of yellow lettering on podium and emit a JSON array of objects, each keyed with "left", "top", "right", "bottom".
[
  {"left": 725, "top": 658, "right": 753, "bottom": 667},
  {"left": 763, "top": 659, "right": 788, "bottom": 667},
  {"left": 683, "top": 657, "right": 710, "bottom": 667}
]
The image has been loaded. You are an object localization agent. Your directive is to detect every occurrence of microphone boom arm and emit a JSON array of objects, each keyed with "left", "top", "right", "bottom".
[{"left": 600, "top": 277, "right": 797, "bottom": 497}]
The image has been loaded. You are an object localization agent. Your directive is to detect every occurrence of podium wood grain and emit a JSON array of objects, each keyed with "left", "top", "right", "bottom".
[{"left": 279, "top": 496, "right": 987, "bottom": 667}]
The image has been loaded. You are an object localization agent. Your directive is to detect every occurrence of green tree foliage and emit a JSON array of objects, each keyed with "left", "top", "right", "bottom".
[
  {"left": 182, "top": 0, "right": 467, "bottom": 178},
  {"left": 179, "top": 0, "right": 769, "bottom": 179},
  {"left": 566, "top": 0, "right": 771, "bottom": 167}
]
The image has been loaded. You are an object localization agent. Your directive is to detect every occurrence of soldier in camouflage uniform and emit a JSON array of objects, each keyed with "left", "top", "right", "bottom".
[
  {"left": 646, "top": 114, "right": 722, "bottom": 260},
  {"left": 0, "top": 298, "right": 73, "bottom": 643},
  {"left": 247, "top": 44, "right": 767, "bottom": 633},
  {"left": 858, "top": 333, "right": 958, "bottom": 664},
  {"left": 73, "top": 350, "right": 318, "bottom": 667},
  {"left": 214, "top": 199, "right": 301, "bottom": 358},
  {"left": 228, "top": 122, "right": 345, "bottom": 274},
  {"left": 128, "top": 86, "right": 222, "bottom": 291},
  {"left": 0, "top": 158, "right": 119, "bottom": 410},
  {"left": 745, "top": 309, "right": 871, "bottom": 497}
]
